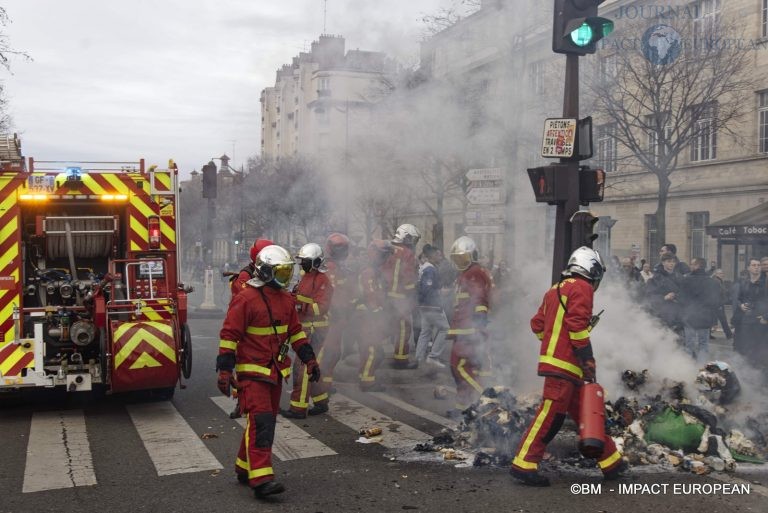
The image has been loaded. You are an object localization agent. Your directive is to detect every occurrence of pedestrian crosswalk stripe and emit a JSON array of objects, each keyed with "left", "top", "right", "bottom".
[
  {"left": 367, "top": 392, "right": 457, "bottom": 429},
  {"left": 330, "top": 394, "right": 432, "bottom": 450},
  {"left": 209, "top": 396, "right": 337, "bottom": 461},
  {"left": 127, "top": 402, "right": 223, "bottom": 476},
  {"left": 23, "top": 410, "right": 97, "bottom": 493}
]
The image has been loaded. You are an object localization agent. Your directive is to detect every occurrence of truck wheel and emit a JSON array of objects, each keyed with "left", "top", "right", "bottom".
[{"left": 181, "top": 323, "right": 192, "bottom": 379}]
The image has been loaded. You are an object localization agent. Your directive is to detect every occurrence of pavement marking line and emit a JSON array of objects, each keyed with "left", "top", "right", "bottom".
[
  {"left": 330, "top": 393, "right": 433, "bottom": 450},
  {"left": 710, "top": 471, "right": 768, "bottom": 498},
  {"left": 23, "top": 410, "right": 97, "bottom": 493},
  {"left": 127, "top": 402, "right": 223, "bottom": 476},
  {"left": 367, "top": 392, "right": 457, "bottom": 429},
  {"left": 209, "top": 396, "right": 337, "bottom": 461}
]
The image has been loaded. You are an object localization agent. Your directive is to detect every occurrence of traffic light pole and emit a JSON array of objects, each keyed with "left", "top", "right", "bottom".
[{"left": 551, "top": 54, "right": 583, "bottom": 284}]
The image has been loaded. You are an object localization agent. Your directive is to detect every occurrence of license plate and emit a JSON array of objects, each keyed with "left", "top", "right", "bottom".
[{"left": 28, "top": 175, "right": 55, "bottom": 193}]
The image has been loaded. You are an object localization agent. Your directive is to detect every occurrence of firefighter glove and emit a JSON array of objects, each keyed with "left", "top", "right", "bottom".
[
  {"left": 306, "top": 359, "right": 321, "bottom": 383},
  {"left": 217, "top": 370, "right": 237, "bottom": 397},
  {"left": 580, "top": 359, "right": 597, "bottom": 383},
  {"left": 296, "top": 342, "right": 317, "bottom": 365}
]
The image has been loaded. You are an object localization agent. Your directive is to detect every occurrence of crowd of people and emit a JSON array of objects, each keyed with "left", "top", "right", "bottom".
[{"left": 610, "top": 244, "right": 768, "bottom": 367}]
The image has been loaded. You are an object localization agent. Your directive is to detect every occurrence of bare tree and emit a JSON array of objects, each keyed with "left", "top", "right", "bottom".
[
  {"left": 0, "top": 7, "right": 32, "bottom": 133},
  {"left": 419, "top": 0, "right": 482, "bottom": 36},
  {"left": 587, "top": 17, "right": 757, "bottom": 246}
]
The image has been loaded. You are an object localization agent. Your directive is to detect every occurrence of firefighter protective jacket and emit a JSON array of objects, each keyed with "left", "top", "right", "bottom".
[
  {"left": 219, "top": 283, "right": 309, "bottom": 384},
  {"left": 230, "top": 264, "right": 255, "bottom": 298},
  {"left": 326, "top": 260, "right": 356, "bottom": 315},
  {"left": 531, "top": 277, "right": 594, "bottom": 383},
  {"left": 294, "top": 270, "right": 333, "bottom": 331},
  {"left": 357, "top": 266, "right": 386, "bottom": 313},
  {"left": 381, "top": 244, "right": 417, "bottom": 300},
  {"left": 448, "top": 263, "right": 492, "bottom": 338}
]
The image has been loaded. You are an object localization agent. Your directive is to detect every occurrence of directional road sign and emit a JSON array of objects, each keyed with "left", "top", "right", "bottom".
[
  {"left": 466, "top": 168, "right": 504, "bottom": 182},
  {"left": 465, "top": 206, "right": 505, "bottom": 224},
  {"left": 466, "top": 187, "right": 504, "bottom": 205}
]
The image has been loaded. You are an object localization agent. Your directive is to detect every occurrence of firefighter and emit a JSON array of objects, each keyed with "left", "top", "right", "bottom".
[
  {"left": 282, "top": 243, "right": 333, "bottom": 419},
  {"left": 356, "top": 239, "right": 393, "bottom": 390},
  {"left": 310, "top": 233, "right": 354, "bottom": 415},
  {"left": 510, "top": 247, "right": 625, "bottom": 487},
  {"left": 230, "top": 238, "right": 274, "bottom": 299},
  {"left": 381, "top": 224, "right": 420, "bottom": 368},
  {"left": 446, "top": 236, "right": 493, "bottom": 412},
  {"left": 216, "top": 244, "right": 320, "bottom": 499}
]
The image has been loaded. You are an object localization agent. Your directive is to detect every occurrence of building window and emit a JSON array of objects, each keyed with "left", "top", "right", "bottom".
[
  {"left": 645, "top": 214, "right": 660, "bottom": 262},
  {"left": 763, "top": 0, "right": 767, "bottom": 38},
  {"left": 646, "top": 114, "right": 673, "bottom": 166},
  {"left": 690, "top": 103, "right": 717, "bottom": 162},
  {"left": 687, "top": 211, "right": 709, "bottom": 261},
  {"left": 528, "top": 60, "right": 545, "bottom": 96},
  {"left": 597, "top": 123, "right": 617, "bottom": 172},
  {"left": 759, "top": 91, "right": 768, "bottom": 153},
  {"left": 692, "top": 0, "right": 721, "bottom": 41},
  {"left": 599, "top": 53, "right": 618, "bottom": 84},
  {"left": 318, "top": 77, "right": 330, "bottom": 94}
]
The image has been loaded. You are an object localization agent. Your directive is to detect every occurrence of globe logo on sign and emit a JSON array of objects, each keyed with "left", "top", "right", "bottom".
[{"left": 641, "top": 24, "right": 682, "bottom": 65}]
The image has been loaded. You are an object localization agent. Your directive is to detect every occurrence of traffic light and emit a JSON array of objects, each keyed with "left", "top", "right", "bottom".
[
  {"left": 553, "top": 0, "right": 614, "bottom": 55},
  {"left": 202, "top": 161, "right": 217, "bottom": 199},
  {"left": 570, "top": 210, "right": 599, "bottom": 248},
  {"left": 578, "top": 166, "right": 605, "bottom": 204},
  {"left": 527, "top": 164, "right": 573, "bottom": 205}
]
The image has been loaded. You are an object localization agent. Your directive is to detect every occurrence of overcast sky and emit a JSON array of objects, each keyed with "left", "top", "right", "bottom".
[{"left": 2, "top": 0, "right": 446, "bottom": 178}]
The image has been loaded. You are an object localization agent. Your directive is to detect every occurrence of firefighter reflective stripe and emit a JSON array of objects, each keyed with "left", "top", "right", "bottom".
[
  {"left": 296, "top": 295, "right": 313, "bottom": 304},
  {"left": 312, "top": 303, "right": 320, "bottom": 316},
  {"left": 447, "top": 328, "right": 476, "bottom": 336},
  {"left": 248, "top": 466, "right": 274, "bottom": 479},
  {"left": 288, "top": 331, "right": 307, "bottom": 344},
  {"left": 301, "top": 321, "right": 329, "bottom": 329},
  {"left": 391, "top": 257, "right": 401, "bottom": 294},
  {"left": 598, "top": 450, "right": 622, "bottom": 469},
  {"left": 312, "top": 392, "right": 329, "bottom": 402},
  {"left": 235, "top": 363, "right": 272, "bottom": 375},
  {"left": 360, "top": 347, "right": 375, "bottom": 382},
  {"left": 475, "top": 305, "right": 488, "bottom": 313},
  {"left": 456, "top": 358, "right": 483, "bottom": 393},
  {"left": 219, "top": 339, "right": 237, "bottom": 351},
  {"left": 0, "top": 341, "right": 34, "bottom": 377},
  {"left": 291, "top": 368, "right": 310, "bottom": 409},
  {"left": 113, "top": 321, "right": 176, "bottom": 369},
  {"left": 280, "top": 367, "right": 291, "bottom": 378},
  {"left": 537, "top": 295, "right": 583, "bottom": 376},
  {"left": 535, "top": 332, "right": 544, "bottom": 340},
  {"left": 236, "top": 457, "right": 248, "bottom": 471},
  {"left": 512, "top": 399, "right": 553, "bottom": 471},
  {"left": 569, "top": 329, "right": 590, "bottom": 340},
  {"left": 394, "top": 319, "right": 408, "bottom": 360},
  {"left": 539, "top": 355, "right": 583, "bottom": 377},
  {"left": 246, "top": 325, "right": 288, "bottom": 335}
]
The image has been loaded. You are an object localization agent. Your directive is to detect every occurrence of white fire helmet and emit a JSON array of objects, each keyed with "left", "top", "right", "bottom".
[
  {"left": 392, "top": 224, "right": 421, "bottom": 247},
  {"left": 296, "top": 242, "right": 325, "bottom": 273},
  {"left": 254, "top": 245, "right": 294, "bottom": 288},
  {"left": 450, "top": 236, "right": 478, "bottom": 271},
  {"left": 563, "top": 246, "right": 606, "bottom": 290}
]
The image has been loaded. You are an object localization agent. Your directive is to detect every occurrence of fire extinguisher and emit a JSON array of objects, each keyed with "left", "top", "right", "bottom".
[{"left": 578, "top": 382, "right": 606, "bottom": 458}]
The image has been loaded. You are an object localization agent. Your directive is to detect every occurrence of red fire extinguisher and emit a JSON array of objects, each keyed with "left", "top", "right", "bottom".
[{"left": 578, "top": 382, "right": 606, "bottom": 458}]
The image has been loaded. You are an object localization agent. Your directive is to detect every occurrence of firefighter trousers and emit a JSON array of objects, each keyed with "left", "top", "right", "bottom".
[
  {"left": 449, "top": 336, "right": 492, "bottom": 410},
  {"left": 289, "top": 327, "right": 327, "bottom": 414},
  {"left": 314, "top": 317, "right": 348, "bottom": 406},
  {"left": 235, "top": 379, "right": 281, "bottom": 487},
  {"left": 390, "top": 299, "right": 413, "bottom": 362},
  {"left": 359, "top": 312, "right": 387, "bottom": 388},
  {"left": 511, "top": 376, "right": 622, "bottom": 474}
]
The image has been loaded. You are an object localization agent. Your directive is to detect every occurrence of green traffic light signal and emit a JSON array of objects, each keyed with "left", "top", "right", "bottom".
[
  {"left": 570, "top": 23, "right": 593, "bottom": 46},
  {"left": 570, "top": 19, "right": 613, "bottom": 47}
]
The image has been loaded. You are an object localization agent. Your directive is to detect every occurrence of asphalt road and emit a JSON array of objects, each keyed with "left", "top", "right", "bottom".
[{"left": 1, "top": 313, "right": 766, "bottom": 513}]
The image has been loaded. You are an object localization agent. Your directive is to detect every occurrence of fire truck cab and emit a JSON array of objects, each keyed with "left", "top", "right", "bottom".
[{"left": 0, "top": 135, "right": 192, "bottom": 395}]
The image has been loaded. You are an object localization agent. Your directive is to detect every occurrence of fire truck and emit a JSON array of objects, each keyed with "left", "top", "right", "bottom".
[{"left": 0, "top": 135, "right": 192, "bottom": 396}]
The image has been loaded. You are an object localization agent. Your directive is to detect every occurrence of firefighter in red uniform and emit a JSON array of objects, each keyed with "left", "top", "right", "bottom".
[
  {"left": 510, "top": 247, "right": 625, "bottom": 487},
  {"left": 446, "top": 236, "right": 493, "bottom": 412},
  {"left": 282, "top": 243, "right": 333, "bottom": 419},
  {"left": 381, "top": 224, "right": 420, "bottom": 368},
  {"left": 216, "top": 244, "right": 320, "bottom": 499},
  {"left": 311, "top": 233, "right": 354, "bottom": 414},
  {"left": 356, "top": 239, "right": 393, "bottom": 390},
  {"left": 229, "top": 238, "right": 274, "bottom": 300}
]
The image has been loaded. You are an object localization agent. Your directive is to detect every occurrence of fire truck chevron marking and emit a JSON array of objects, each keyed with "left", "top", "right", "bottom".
[
  {"left": 130, "top": 352, "right": 162, "bottom": 369},
  {"left": 113, "top": 322, "right": 176, "bottom": 369},
  {"left": 0, "top": 341, "right": 34, "bottom": 377}
]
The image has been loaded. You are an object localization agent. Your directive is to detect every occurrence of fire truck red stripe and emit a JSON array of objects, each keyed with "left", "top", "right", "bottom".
[
  {"left": 89, "top": 173, "right": 117, "bottom": 193},
  {"left": 4, "top": 351, "right": 33, "bottom": 376},
  {"left": 0, "top": 342, "right": 19, "bottom": 361}
]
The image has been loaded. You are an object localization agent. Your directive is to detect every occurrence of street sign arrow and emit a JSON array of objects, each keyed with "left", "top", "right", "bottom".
[
  {"left": 465, "top": 168, "right": 504, "bottom": 182},
  {"left": 466, "top": 187, "right": 504, "bottom": 205}
]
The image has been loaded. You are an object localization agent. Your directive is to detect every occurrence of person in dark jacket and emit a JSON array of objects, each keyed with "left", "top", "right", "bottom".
[
  {"left": 679, "top": 258, "right": 722, "bottom": 361},
  {"left": 409, "top": 245, "right": 449, "bottom": 369},
  {"left": 645, "top": 253, "right": 683, "bottom": 333},
  {"left": 711, "top": 269, "right": 733, "bottom": 339},
  {"left": 653, "top": 243, "right": 690, "bottom": 276},
  {"left": 731, "top": 258, "right": 768, "bottom": 359}
]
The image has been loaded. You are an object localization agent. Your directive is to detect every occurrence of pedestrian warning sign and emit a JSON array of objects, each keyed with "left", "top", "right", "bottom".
[{"left": 541, "top": 118, "right": 576, "bottom": 158}]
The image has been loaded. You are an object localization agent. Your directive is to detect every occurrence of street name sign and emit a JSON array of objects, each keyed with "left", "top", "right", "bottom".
[
  {"left": 466, "top": 168, "right": 504, "bottom": 182},
  {"left": 541, "top": 118, "right": 576, "bottom": 158},
  {"left": 466, "top": 206, "right": 505, "bottom": 224},
  {"left": 466, "top": 187, "right": 504, "bottom": 205}
]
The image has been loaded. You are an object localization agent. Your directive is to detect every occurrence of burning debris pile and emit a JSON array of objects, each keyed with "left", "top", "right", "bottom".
[{"left": 414, "top": 363, "right": 767, "bottom": 475}]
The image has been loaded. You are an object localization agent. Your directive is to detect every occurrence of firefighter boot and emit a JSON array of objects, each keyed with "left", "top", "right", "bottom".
[
  {"left": 603, "top": 459, "right": 629, "bottom": 481},
  {"left": 308, "top": 403, "right": 329, "bottom": 416},
  {"left": 253, "top": 481, "right": 286, "bottom": 498},
  {"left": 509, "top": 468, "right": 551, "bottom": 487},
  {"left": 280, "top": 409, "right": 307, "bottom": 419}
]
